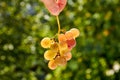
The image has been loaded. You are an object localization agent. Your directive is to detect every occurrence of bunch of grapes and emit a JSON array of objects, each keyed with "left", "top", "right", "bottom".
[
  {"left": 40, "top": 0, "right": 80, "bottom": 70},
  {"left": 40, "top": 28, "right": 80, "bottom": 70}
]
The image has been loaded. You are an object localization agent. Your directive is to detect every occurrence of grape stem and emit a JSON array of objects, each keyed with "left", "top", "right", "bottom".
[{"left": 56, "top": 16, "right": 61, "bottom": 35}]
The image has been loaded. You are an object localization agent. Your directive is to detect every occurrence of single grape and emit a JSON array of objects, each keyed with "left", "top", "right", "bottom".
[
  {"left": 70, "top": 28, "right": 80, "bottom": 38},
  {"left": 48, "top": 60, "right": 57, "bottom": 70},
  {"left": 55, "top": 56, "right": 67, "bottom": 66},
  {"left": 59, "top": 42, "right": 71, "bottom": 55},
  {"left": 58, "top": 34, "right": 67, "bottom": 42},
  {"left": 60, "top": 47, "right": 70, "bottom": 56},
  {"left": 59, "top": 42, "right": 68, "bottom": 51},
  {"left": 44, "top": 50, "right": 57, "bottom": 60},
  {"left": 63, "top": 52, "right": 72, "bottom": 61},
  {"left": 50, "top": 42, "right": 59, "bottom": 52},
  {"left": 40, "top": 37, "right": 52, "bottom": 48},
  {"left": 66, "top": 38, "right": 76, "bottom": 49},
  {"left": 65, "top": 31, "right": 74, "bottom": 40}
]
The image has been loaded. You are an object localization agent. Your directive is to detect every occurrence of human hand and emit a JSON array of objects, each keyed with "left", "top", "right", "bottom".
[{"left": 41, "top": 0, "right": 67, "bottom": 16}]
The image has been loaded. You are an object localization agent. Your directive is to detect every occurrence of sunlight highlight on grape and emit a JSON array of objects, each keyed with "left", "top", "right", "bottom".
[
  {"left": 48, "top": 60, "right": 57, "bottom": 70},
  {"left": 63, "top": 52, "right": 72, "bottom": 61},
  {"left": 58, "top": 34, "right": 67, "bottom": 42},
  {"left": 70, "top": 28, "right": 80, "bottom": 38},
  {"left": 55, "top": 56, "right": 67, "bottom": 66},
  {"left": 65, "top": 31, "right": 74, "bottom": 40},
  {"left": 44, "top": 50, "right": 57, "bottom": 60},
  {"left": 40, "top": 37, "right": 52, "bottom": 48}
]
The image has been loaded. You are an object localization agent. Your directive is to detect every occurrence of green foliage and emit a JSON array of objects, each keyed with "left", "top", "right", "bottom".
[{"left": 0, "top": 0, "right": 120, "bottom": 80}]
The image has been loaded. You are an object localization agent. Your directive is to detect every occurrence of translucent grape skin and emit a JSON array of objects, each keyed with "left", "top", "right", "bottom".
[
  {"left": 65, "top": 31, "right": 74, "bottom": 40},
  {"left": 50, "top": 42, "right": 59, "bottom": 52},
  {"left": 59, "top": 42, "right": 68, "bottom": 51},
  {"left": 66, "top": 38, "right": 76, "bottom": 50},
  {"left": 41, "top": 37, "right": 52, "bottom": 48},
  {"left": 55, "top": 56, "right": 67, "bottom": 66},
  {"left": 44, "top": 50, "right": 57, "bottom": 60},
  {"left": 63, "top": 52, "right": 72, "bottom": 61},
  {"left": 58, "top": 34, "right": 67, "bottom": 42},
  {"left": 70, "top": 28, "right": 80, "bottom": 38},
  {"left": 48, "top": 60, "right": 57, "bottom": 70}
]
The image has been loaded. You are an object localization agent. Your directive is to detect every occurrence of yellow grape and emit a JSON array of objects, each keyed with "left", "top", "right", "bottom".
[
  {"left": 48, "top": 60, "right": 57, "bottom": 70},
  {"left": 40, "top": 37, "right": 52, "bottom": 48},
  {"left": 59, "top": 42, "right": 70, "bottom": 55},
  {"left": 65, "top": 31, "right": 74, "bottom": 40},
  {"left": 58, "top": 34, "right": 67, "bottom": 42},
  {"left": 60, "top": 48, "right": 70, "bottom": 56},
  {"left": 63, "top": 52, "right": 72, "bottom": 61},
  {"left": 70, "top": 28, "right": 80, "bottom": 38},
  {"left": 55, "top": 56, "right": 67, "bottom": 66},
  {"left": 50, "top": 42, "right": 59, "bottom": 52},
  {"left": 44, "top": 50, "right": 57, "bottom": 60},
  {"left": 59, "top": 42, "right": 68, "bottom": 51}
]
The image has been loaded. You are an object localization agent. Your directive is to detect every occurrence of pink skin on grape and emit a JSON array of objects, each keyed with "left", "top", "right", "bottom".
[
  {"left": 41, "top": 0, "right": 67, "bottom": 16},
  {"left": 66, "top": 38, "right": 76, "bottom": 50}
]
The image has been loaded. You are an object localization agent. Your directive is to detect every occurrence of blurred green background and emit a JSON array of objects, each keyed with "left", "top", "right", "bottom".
[{"left": 0, "top": 0, "right": 120, "bottom": 80}]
